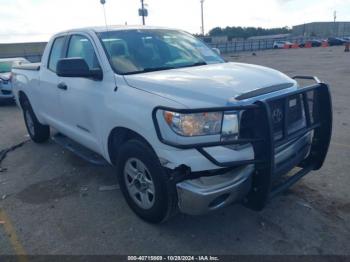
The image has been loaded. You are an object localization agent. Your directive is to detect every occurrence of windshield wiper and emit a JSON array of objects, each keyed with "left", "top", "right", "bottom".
[
  {"left": 122, "top": 62, "right": 207, "bottom": 75},
  {"left": 178, "top": 61, "right": 207, "bottom": 69},
  {"left": 123, "top": 66, "right": 175, "bottom": 75}
]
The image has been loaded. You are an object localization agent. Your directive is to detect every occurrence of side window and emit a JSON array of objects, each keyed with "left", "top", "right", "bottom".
[
  {"left": 48, "top": 36, "right": 65, "bottom": 72},
  {"left": 67, "top": 35, "right": 100, "bottom": 70}
]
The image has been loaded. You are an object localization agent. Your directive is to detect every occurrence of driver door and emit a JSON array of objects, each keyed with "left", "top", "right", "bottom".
[{"left": 57, "top": 34, "right": 106, "bottom": 154}]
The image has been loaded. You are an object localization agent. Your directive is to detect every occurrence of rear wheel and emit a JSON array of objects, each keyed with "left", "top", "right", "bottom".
[
  {"left": 116, "top": 139, "right": 177, "bottom": 223},
  {"left": 22, "top": 99, "right": 50, "bottom": 143}
]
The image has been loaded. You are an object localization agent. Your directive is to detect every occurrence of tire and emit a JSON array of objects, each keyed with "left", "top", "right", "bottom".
[
  {"left": 273, "top": 46, "right": 278, "bottom": 49},
  {"left": 22, "top": 99, "right": 50, "bottom": 143},
  {"left": 116, "top": 139, "right": 177, "bottom": 223}
]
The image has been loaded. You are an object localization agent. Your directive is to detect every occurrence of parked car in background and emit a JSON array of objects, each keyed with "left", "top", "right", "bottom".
[
  {"left": 273, "top": 41, "right": 292, "bottom": 49},
  {"left": 343, "top": 37, "right": 350, "bottom": 42},
  {"left": 327, "top": 37, "right": 346, "bottom": 46},
  {"left": 299, "top": 40, "right": 322, "bottom": 48},
  {"left": 0, "top": 58, "right": 29, "bottom": 102}
]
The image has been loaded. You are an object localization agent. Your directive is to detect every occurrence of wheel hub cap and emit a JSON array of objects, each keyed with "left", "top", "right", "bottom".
[{"left": 123, "top": 158, "right": 155, "bottom": 209}]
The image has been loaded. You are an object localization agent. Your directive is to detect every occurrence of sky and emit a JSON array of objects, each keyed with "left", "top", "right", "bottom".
[{"left": 0, "top": 0, "right": 349, "bottom": 43}]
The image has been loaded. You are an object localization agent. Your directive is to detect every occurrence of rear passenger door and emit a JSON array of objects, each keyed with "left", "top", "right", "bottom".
[
  {"left": 39, "top": 35, "right": 67, "bottom": 127},
  {"left": 57, "top": 33, "right": 106, "bottom": 153}
]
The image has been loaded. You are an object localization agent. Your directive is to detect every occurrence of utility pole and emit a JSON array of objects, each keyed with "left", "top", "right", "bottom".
[
  {"left": 141, "top": 0, "right": 146, "bottom": 25},
  {"left": 200, "top": 0, "right": 205, "bottom": 36}
]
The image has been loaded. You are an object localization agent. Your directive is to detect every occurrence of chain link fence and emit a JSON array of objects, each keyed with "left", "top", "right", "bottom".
[{"left": 206, "top": 37, "right": 329, "bottom": 54}]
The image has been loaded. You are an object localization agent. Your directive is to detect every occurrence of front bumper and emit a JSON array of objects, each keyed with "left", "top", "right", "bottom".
[
  {"left": 176, "top": 165, "right": 253, "bottom": 215},
  {"left": 155, "top": 76, "right": 332, "bottom": 212},
  {"left": 176, "top": 131, "right": 312, "bottom": 215},
  {"left": 0, "top": 84, "right": 14, "bottom": 99},
  {"left": 0, "top": 94, "right": 14, "bottom": 99}
]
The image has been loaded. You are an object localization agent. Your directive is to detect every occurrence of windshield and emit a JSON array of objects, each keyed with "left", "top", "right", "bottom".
[
  {"left": 97, "top": 29, "right": 224, "bottom": 75},
  {"left": 0, "top": 62, "right": 12, "bottom": 73}
]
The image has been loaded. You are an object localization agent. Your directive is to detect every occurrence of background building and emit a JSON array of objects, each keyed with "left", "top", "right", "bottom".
[
  {"left": 293, "top": 22, "right": 350, "bottom": 37},
  {"left": 0, "top": 42, "right": 46, "bottom": 62}
]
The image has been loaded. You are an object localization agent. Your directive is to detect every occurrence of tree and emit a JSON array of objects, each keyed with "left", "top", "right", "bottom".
[{"left": 208, "top": 26, "right": 291, "bottom": 39}]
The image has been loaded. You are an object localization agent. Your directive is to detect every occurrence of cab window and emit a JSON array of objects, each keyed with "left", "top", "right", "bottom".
[
  {"left": 67, "top": 35, "right": 101, "bottom": 70},
  {"left": 48, "top": 36, "right": 65, "bottom": 72}
]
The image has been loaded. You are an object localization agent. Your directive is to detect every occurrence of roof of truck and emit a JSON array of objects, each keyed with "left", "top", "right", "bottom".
[{"left": 58, "top": 25, "right": 179, "bottom": 34}]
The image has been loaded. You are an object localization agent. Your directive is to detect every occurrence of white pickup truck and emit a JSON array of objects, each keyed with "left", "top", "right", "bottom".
[{"left": 12, "top": 26, "right": 332, "bottom": 223}]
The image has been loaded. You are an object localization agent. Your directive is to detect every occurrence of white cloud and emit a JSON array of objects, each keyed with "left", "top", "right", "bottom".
[{"left": 0, "top": 0, "right": 349, "bottom": 43}]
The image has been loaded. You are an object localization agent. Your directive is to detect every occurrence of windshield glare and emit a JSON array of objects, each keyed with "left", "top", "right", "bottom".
[{"left": 98, "top": 29, "right": 224, "bottom": 75}]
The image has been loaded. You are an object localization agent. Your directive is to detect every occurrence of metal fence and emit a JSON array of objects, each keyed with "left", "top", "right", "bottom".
[{"left": 206, "top": 37, "right": 326, "bottom": 54}]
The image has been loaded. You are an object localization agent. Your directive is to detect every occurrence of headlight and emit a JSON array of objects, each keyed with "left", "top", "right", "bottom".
[
  {"left": 221, "top": 113, "right": 239, "bottom": 140},
  {"left": 163, "top": 111, "right": 223, "bottom": 136},
  {"left": 162, "top": 110, "right": 240, "bottom": 138}
]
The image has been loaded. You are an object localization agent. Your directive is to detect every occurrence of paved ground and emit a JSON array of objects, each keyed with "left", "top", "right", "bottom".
[{"left": 0, "top": 46, "right": 349, "bottom": 255}]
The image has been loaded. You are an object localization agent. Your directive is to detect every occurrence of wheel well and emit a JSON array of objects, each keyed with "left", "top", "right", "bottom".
[
  {"left": 108, "top": 127, "right": 156, "bottom": 165},
  {"left": 18, "top": 91, "right": 29, "bottom": 108}
]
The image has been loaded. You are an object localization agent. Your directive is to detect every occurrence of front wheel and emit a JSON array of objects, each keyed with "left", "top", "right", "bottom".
[
  {"left": 23, "top": 100, "right": 50, "bottom": 143},
  {"left": 116, "top": 139, "right": 177, "bottom": 223}
]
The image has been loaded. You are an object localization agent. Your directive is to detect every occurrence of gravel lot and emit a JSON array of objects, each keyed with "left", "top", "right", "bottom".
[{"left": 0, "top": 46, "right": 349, "bottom": 255}]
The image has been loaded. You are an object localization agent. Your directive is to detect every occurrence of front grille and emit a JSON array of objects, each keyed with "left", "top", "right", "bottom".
[
  {"left": 238, "top": 90, "right": 320, "bottom": 147},
  {"left": 268, "top": 94, "right": 306, "bottom": 141},
  {"left": 269, "top": 99, "right": 285, "bottom": 140}
]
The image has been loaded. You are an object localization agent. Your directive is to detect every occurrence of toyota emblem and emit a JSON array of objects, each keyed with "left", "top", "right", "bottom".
[{"left": 272, "top": 108, "right": 283, "bottom": 124}]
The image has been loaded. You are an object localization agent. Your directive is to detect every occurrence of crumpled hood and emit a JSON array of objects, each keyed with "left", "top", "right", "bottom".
[{"left": 124, "top": 62, "right": 296, "bottom": 108}]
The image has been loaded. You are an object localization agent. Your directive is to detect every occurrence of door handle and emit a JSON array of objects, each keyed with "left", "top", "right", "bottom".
[{"left": 57, "top": 82, "right": 68, "bottom": 90}]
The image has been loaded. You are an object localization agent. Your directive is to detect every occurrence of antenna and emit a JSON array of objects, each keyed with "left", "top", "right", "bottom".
[
  {"left": 100, "top": 0, "right": 108, "bottom": 30},
  {"left": 200, "top": 0, "right": 205, "bottom": 36},
  {"left": 99, "top": 0, "right": 118, "bottom": 88}
]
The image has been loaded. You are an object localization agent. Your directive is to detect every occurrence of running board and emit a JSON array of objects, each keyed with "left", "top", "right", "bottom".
[{"left": 52, "top": 133, "right": 109, "bottom": 166}]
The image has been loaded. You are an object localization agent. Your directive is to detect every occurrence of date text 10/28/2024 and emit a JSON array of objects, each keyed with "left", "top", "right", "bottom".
[{"left": 128, "top": 256, "right": 220, "bottom": 261}]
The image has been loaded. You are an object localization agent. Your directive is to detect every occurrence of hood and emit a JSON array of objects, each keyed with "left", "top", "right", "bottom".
[{"left": 124, "top": 62, "right": 296, "bottom": 108}]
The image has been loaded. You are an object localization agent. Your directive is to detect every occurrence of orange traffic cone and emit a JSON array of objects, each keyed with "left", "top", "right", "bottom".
[
  {"left": 345, "top": 42, "right": 350, "bottom": 52},
  {"left": 305, "top": 41, "right": 312, "bottom": 48}
]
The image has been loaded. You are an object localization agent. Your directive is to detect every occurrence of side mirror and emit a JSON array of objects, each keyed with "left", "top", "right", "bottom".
[
  {"left": 212, "top": 48, "right": 221, "bottom": 55},
  {"left": 56, "top": 58, "right": 103, "bottom": 80}
]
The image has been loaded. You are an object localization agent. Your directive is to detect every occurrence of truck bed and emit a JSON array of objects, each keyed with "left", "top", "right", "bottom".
[{"left": 12, "top": 63, "right": 41, "bottom": 71}]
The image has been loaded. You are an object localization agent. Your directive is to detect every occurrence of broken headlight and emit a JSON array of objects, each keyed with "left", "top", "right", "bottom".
[
  {"left": 163, "top": 111, "right": 223, "bottom": 136},
  {"left": 162, "top": 110, "right": 239, "bottom": 138}
]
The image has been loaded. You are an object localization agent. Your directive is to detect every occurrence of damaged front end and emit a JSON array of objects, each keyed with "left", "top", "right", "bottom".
[{"left": 154, "top": 76, "right": 332, "bottom": 214}]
